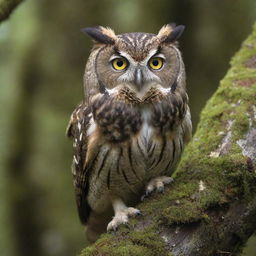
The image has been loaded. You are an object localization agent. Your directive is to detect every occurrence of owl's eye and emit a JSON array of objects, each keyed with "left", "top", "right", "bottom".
[
  {"left": 112, "top": 57, "right": 128, "bottom": 71},
  {"left": 148, "top": 57, "right": 164, "bottom": 70}
]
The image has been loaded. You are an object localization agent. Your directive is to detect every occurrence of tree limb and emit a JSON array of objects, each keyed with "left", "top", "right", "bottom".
[
  {"left": 80, "top": 23, "right": 256, "bottom": 256},
  {"left": 0, "top": 0, "right": 24, "bottom": 23}
]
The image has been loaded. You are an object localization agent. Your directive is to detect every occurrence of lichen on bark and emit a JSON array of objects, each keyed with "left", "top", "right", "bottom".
[{"left": 80, "top": 23, "right": 256, "bottom": 256}]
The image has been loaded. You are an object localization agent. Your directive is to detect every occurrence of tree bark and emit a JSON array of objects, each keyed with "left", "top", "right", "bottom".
[
  {"left": 0, "top": 0, "right": 24, "bottom": 23},
  {"left": 79, "top": 23, "right": 256, "bottom": 256}
]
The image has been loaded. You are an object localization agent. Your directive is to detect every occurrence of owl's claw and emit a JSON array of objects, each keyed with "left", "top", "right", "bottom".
[
  {"left": 107, "top": 207, "right": 141, "bottom": 231},
  {"left": 141, "top": 176, "right": 174, "bottom": 201}
]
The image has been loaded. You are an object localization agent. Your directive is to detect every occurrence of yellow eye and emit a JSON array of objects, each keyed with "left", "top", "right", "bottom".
[
  {"left": 149, "top": 57, "right": 164, "bottom": 70},
  {"left": 112, "top": 58, "right": 128, "bottom": 70}
]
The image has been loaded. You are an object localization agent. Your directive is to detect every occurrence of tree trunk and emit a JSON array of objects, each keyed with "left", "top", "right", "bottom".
[{"left": 80, "top": 23, "right": 256, "bottom": 256}]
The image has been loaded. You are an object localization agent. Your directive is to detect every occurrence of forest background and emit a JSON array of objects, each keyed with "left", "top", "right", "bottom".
[{"left": 0, "top": 0, "right": 255, "bottom": 255}]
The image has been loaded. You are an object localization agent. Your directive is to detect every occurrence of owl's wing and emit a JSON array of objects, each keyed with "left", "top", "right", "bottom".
[{"left": 66, "top": 101, "right": 92, "bottom": 224}]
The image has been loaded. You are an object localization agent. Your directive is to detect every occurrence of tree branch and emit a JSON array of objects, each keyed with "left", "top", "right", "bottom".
[
  {"left": 80, "top": 23, "right": 256, "bottom": 256},
  {"left": 0, "top": 0, "right": 24, "bottom": 23}
]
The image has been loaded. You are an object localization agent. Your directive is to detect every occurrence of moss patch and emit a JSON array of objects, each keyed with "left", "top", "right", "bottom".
[{"left": 81, "top": 228, "right": 172, "bottom": 256}]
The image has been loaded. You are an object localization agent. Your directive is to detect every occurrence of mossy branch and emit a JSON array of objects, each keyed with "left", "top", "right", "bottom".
[
  {"left": 0, "top": 0, "right": 24, "bottom": 23},
  {"left": 80, "top": 23, "right": 256, "bottom": 256}
]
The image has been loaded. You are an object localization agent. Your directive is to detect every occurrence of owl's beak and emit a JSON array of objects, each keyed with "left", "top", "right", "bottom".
[{"left": 134, "top": 67, "right": 144, "bottom": 90}]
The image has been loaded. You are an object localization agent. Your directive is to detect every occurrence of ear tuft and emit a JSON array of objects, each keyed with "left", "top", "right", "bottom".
[
  {"left": 158, "top": 23, "right": 185, "bottom": 43},
  {"left": 81, "top": 26, "right": 116, "bottom": 44}
]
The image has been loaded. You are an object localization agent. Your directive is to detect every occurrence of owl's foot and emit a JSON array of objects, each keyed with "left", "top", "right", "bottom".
[
  {"left": 107, "top": 198, "right": 141, "bottom": 231},
  {"left": 141, "top": 176, "right": 173, "bottom": 200},
  {"left": 107, "top": 207, "right": 141, "bottom": 231}
]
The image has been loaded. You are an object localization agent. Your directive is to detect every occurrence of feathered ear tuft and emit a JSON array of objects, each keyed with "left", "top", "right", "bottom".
[
  {"left": 81, "top": 26, "right": 117, "bottom": 44},
  {"left": 157, "top": 23, "right": 185, "bottom": 43}
]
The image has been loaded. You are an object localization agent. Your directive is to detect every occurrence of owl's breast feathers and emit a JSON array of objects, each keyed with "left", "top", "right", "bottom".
[{"left": 91, "top": 87, "right": 189, "bottom": 142}]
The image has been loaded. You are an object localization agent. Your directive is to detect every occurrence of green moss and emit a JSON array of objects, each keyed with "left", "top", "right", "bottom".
[
  {"left": 161, "top": 200, "right": 202, "bottom": 224},
  {"left": 81, "top": 228, "right": 172, "bottom": 256},
  {"left": 79, "top": 23, "right": 256, "bottom": 256}
]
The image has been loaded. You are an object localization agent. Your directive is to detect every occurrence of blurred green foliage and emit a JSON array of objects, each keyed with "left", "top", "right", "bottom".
[{"left": 0, "top": 0, "right": 255, "bottom": 255}]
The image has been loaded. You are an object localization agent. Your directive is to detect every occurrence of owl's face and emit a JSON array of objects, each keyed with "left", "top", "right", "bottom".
[{"left": 83, "top": 24, "right": 185, "bottom": 100}]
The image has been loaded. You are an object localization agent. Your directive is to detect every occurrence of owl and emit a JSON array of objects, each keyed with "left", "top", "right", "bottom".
[{"left": 67, "top": 24, "right": 192, "bottom": 243}]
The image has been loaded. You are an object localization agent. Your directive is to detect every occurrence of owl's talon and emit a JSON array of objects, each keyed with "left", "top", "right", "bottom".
[
  {"left": 144, "top": 176, "right": 174, "bottom": 197},
  {"left": 132, "top": 209, "right": 141, "bottom": 216},
  {"left": 135, "top": 211, "right": 142, "bottom": 216},
  {"left": 127, "top": 207, "right": 141, "bottom": 217},
  {"left": 141, "top": 194, "right": 146, "bottom": 201},
  {"left": 141, "top": 193, "right": 149, "bottom": 201},
  {"left": 157, "top": 186, "right": 165, "bottom": 193},
  {"left": 141, "top": 190, "right": 153, "bottom": 201},
  {"left": 146, "top": 185, "right": 154, "bottom": 194},
  {"left": 107, "top": 207, "right": 140, "bottom": 231}
]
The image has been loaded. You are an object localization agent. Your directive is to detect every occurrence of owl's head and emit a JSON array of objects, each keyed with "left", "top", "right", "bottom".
[{"left": 83, "top": 24, "right": 185, "bottom": 102}]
